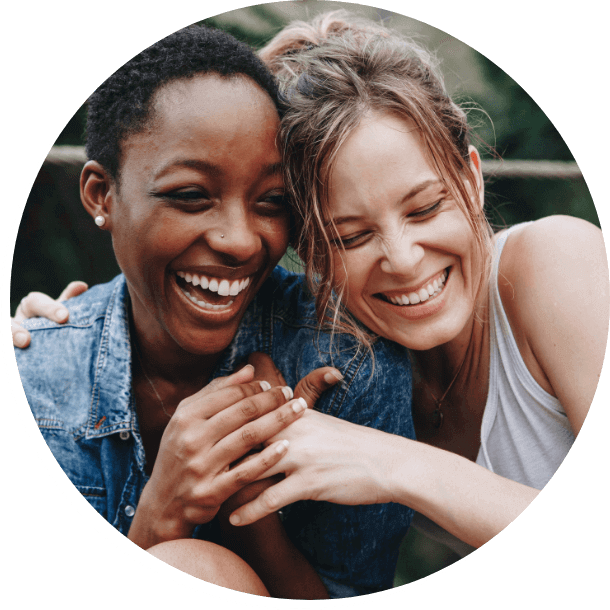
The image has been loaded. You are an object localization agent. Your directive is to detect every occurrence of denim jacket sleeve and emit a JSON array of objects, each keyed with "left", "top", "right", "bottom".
[
  {"left": 254, "top": 267, "right": 415, "bottom": 596},
  {"left": 14, "top": 277, "right": 148, "bottom": 535}
]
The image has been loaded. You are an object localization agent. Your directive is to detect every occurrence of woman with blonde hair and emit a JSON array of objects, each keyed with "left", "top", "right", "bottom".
[{"left": 226, "top": 11, "right": 608, "bottom": 555}]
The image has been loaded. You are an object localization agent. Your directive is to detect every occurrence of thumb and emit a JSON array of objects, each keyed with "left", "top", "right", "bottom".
[
  {"left": 294, "top": 367, "right": 343, "bottom": 408},
  {"left": 247, "top": 352, "right": 287, "bottom": 387},
  {"left": 58, "top": 281, "right": 89, "bottom": 301}
]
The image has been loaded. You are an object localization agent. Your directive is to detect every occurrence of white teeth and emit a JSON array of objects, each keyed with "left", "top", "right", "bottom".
[
  {"left": 218, "top": 280, "right": 230, "bottom": 296},
  {"left": 184, "top": 289, "right": 233, "bottom": 310},
  {"left": 178, "top": 272, "right": 251, "bottom": 298},
  {"left": 385, "top": 270, "right": 449, "bottom": 307}
]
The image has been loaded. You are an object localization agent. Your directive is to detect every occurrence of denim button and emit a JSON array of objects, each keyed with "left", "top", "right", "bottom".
[
  {"left": 125, "top": 505, "right": 135, "bottom": 517},
  {"left": 119, "top": 431, "right": 130, "bottom": 440}
]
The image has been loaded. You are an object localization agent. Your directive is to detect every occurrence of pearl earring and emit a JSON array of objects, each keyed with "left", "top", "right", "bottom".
[{"left": 95, "top": 215, "right": 106, "bottom": 227}]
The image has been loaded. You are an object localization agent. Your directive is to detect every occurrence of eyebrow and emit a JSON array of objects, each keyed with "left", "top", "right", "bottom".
[
  {"left": 330, "top": 178, "right": 443, "bottom": 227},
  {"left": 155, "top": 159, "right": 283, "bottom": 180}
]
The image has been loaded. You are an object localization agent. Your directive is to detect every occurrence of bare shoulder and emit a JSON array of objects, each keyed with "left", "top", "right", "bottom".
[
  {"left": 497, "top": 216, "right": 608, "bottom": 430},
  {"left": 498, "top": 217, "right": 606, "bottom": 309},
  {"left": 501, "top": 216, "right": 606, "bottom": 278}
]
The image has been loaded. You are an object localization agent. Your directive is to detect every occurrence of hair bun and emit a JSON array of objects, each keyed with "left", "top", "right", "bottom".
[{"left": 259, "top": 10, "right": 388, "bottom": 78}]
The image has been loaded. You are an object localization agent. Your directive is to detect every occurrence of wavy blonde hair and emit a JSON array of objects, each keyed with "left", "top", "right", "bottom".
[{"left": 260, "top": 11, "right": 493, "bottom": 348}]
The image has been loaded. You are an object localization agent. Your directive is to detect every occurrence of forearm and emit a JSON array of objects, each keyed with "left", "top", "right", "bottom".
[
  {"left": 386, "top": 436, "right": 539, "bottom": 548},
  {"left": 219, "top": 513, "right": 329, "bottom": 599}
]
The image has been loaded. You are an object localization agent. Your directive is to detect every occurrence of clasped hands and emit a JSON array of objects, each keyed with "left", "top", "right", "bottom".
[{"left": 12, "top": 289, "right": 397, "bottom": 545}]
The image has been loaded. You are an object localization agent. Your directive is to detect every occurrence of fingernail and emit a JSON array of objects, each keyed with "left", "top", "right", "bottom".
[
  {"left": 281, "top": 386, "right": 294, "bottom": 400},
  {"left": 292, "top": 397, "right": 307, "bottom": 413},
  {"left": 324, "top": 370, "right": 343, "bottom": 383},
  {"left": 259, "top": 380, "right": 271, "bottom": 391},
  {"left": 14, "top": 332, "right": 28, "bottom": 347},
  {"left": 276, "top": 439, "right": 289, "bottom": 453},
  {"left": 230, "top": 514, "right": 241, "bottom": 525},
  {"left": 56, "top": 307, "right": 69, "bottom": 321}
]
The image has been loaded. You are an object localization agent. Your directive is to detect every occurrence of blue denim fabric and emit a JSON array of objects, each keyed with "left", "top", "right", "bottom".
[{"left": 16, "top": 267, "right": 414, "bottom": 597}]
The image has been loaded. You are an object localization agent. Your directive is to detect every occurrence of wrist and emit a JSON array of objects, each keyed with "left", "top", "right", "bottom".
[{"left": 128, "top": 488, "right": 195, "bottom": 549}]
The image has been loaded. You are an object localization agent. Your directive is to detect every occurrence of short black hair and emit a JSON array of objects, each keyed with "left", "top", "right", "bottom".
[{"left": 85, "top": 24, "right": 280, "bottom": 180}]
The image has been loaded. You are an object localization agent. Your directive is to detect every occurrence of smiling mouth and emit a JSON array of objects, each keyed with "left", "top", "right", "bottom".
[
  {"left": 175, "top": 271, "right": 252, "bottom": 311},
  {"left": 377, "top": 268, "right": 449, "bottom": 306}
]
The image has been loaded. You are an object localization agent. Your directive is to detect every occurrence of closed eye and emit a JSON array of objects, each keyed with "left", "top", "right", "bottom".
[
  {"left": 332, "top": 232, "right": 372, "bottom": 249},
  {"left": 151, "top": 188, "right": 213, "bottom": 212},
  {"left": 409, "top": 200, "right": 443, "bottom": 218}
]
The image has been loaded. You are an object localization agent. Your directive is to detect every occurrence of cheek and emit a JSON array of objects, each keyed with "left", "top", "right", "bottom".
[
  {"left": 332, "top": 250, "right": 368, "bottom": 306},
  {"left": 261, "top": 216, "right": 291, "bottom": 261}
]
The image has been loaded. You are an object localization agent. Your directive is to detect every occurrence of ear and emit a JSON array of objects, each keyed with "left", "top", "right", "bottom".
[
  {"left": 80, "top": 160, "right": 115, "bottom": 230},
  {"left": 467, "top": 145, "right": 485, "bottom": 210}
]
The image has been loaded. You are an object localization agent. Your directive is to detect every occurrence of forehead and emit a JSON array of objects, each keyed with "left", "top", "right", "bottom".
[
  {"left": 153, "top": 73, "right": 277, "bottom": 126},
  {"left": 120, "top": 73, "right": 281, "bottom": 176},
  {"left": 329, "top": 112, "right": 438, "bottom": 209}
]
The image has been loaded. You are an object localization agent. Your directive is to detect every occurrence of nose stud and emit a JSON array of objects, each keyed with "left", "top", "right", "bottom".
[{"left": 221, "top": 234, "right": 224, "bottom": 238}]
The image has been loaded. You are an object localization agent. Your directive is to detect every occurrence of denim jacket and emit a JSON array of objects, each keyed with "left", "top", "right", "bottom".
[{"left": 15, "top": 267, "right": 414, "bottom": 597}]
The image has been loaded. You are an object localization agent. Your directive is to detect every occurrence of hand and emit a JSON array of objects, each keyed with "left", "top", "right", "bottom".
[
  {"left": 245, "top": 352, "right": 343, "bottom": 408},
  {"left": 229, "top": 409, "right": 400, "bottom": 526},
  {"left": 12, "top": 281, "right": 88, "bottom": 348},
  {"left": 127, "top": 365, "right": 308, "bottom": 549}
]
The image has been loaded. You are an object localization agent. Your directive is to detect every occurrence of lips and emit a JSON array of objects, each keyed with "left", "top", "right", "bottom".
[{"left": 377, "top": 269, "right": 449, "bottom": 306}]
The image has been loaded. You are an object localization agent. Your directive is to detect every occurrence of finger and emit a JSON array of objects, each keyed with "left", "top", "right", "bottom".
[
  {"left": 209, "top": 385, "right": 295, "bottom": 440},
  {"left": 247, "top": 352, "right": 287, "bottom": 387},
  {"left": 178, "top": 365, "right": 256, "bottom": 408},
  {"left": 15, "top": 292, "right": 70, "bottom": 324},
  {"left": 294, "top": 367, "right": 343, "bottom": 408},
  {"left": 215, "top": 396, "right": 308, "bottom": 464},
  {"left": 11, "top": 319, "right": 31, "bottom": 348},
  {"left": 58, "top": 281, "right": 88, "bottom": 301},
  {"left": 220, "top": 441, "right": 290, "bottom": 503},
  {"left": 229, "top": 474, "right": 305, "bottom": 526}
]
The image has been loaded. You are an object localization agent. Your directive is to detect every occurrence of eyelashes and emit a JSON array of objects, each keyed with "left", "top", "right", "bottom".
[{"left": 332, "top": 199, "right": 445, "bottom": 250}]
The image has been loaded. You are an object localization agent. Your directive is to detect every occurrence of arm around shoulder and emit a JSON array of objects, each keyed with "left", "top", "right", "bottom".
[{"left": 499, "top": 216, "right": 609, "bottom": 434}]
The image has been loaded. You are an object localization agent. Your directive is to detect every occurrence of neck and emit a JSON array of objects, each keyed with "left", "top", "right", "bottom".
[
  {"left": 413, "top": 296, "right": 489, "bottom": 389},
  {"left": 129, "top": 310, "right": 221, "bottom": 404}
]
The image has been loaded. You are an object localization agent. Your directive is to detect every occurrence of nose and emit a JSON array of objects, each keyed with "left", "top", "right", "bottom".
[
  {"left": 378, "top": 228, "right": 424, "bottom": 275},
  {"left": 205, "top": 203, "right": 262, "bottom": 265}
]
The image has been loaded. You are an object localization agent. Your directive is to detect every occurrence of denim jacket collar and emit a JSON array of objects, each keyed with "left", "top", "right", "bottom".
[
  {"left": 83, "top": 276, "right": 258, "bottom": 441},
  {"left": 85, "top": 277, "right": 134, "bottom": 440}
]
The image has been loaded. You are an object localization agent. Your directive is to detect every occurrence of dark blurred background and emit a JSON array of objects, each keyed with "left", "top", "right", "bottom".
[{"left": 10, "top": 0, "right": 599, "bottom": 587}]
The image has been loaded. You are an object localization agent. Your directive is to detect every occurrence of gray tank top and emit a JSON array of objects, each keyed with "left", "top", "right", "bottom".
[{"left": 412, "top": 223, "right": 575, "bottom": 557}]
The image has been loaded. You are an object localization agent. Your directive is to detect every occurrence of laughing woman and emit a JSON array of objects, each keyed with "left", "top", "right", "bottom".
[
  {"left": 224, "top": 12, "right": 609, "bottom": 555},
  {"left": 12, "top": 24, "right": 416, "bottom": 598},
  {"left": 14, "top": 12, "right": 608, "bottom": 565}
]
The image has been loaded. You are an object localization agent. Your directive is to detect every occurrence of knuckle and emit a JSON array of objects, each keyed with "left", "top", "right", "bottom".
[
  {"left": 261, "top": 488, "right": 280, "bottom": 512},
  {"left": 240, "top": 425, "right": 259, "bottom": 446},
  {"left": 239, "top": 399, "right": 259, "bottom": 420},
  {"left": 274, "top": 407, "right": 289, "bottom": 426},
  {"left": 233, "top": 467, "right": 253, "bottom": 487}
]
